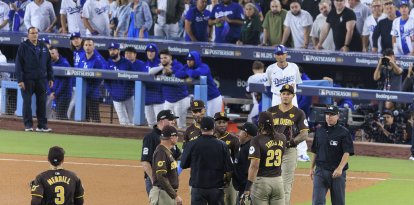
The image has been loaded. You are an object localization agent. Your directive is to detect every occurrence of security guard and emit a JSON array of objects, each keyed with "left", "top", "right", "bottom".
[
  {"left": 180, "top": 116, "right": 233, "bottom": 204},
  {"left": 310, "top": 105, "right": 354, "bottom": 205},
  {"left": 232, "top": 122, "right": 258, "bottom": 203}
]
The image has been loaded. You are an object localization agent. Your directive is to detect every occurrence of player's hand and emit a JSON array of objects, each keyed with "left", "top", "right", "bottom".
[
  {"left": 240, "top": 192, "right": 251, "bottom": 205},
  {"left": 332, "top": 167, "right": 343, "bottom": 178},
  {"left": 310, "top": 169, "right": 314, "bottom": 180},
  {"left": 175, "top": 195, "right": 183, "bottom": 205},
  {"left": 18, "top": 82, "right": 25, "bottom": 90}
]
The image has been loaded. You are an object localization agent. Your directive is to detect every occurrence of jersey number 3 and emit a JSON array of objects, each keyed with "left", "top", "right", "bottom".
[
  {"left": 55, "top": 186, "right": 65, "bottom": 204},
  {"left": 265, "top": 149, "right": 282, "bottom": 167}
]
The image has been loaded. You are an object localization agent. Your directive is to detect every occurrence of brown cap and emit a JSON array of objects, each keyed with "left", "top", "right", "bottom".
[
  {"left": 214, "top": 112, "right": 230, "bottom": 121},
  {"left": 279, "top": 84, "right": 295, "bottom": 94},
  {"left": 191, "top": 100, "right": 205, "bottom": 110},
  {"left": 258, "top": 112, "right": 273, "bottom": 126},
  {"left": 161, "top": 125, "right": 178, "bottom": 138}
]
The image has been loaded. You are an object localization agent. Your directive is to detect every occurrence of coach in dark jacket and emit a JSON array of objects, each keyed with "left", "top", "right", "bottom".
[{"left": 15, "top": 27, "right": 54, "bottom": 132}]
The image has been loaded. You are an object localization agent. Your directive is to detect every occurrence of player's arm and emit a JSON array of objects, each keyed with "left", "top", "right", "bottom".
[
  {"left": 30, "top": 178, "right": 44, "bottom": 205},
  {"left": 141, "top": 136, "right": 154, "bottom": 182},
  {"left": 309, "top": 153, "right": 317, "bottom": 180},
  {"left": 292, "top": 129, "right": 308, "bottom": 146},
  {"left": 244, "top": 158, "right": 259, "bottom": 194},
  {"left": 291, "top": 110, "right": 309, "bottom": 146},
  {"left": 141, "top": 161, "right": 153, "bottom": 182}
]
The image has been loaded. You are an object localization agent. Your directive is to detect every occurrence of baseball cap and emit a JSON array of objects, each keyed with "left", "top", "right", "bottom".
[
  {"left": 48, "top": 146, "right": 65, "bottom": 166},
  {"left": 157, "top": 110, "right": 179, "bottom": 121},
  {"left": 237, "top": 122, "right": 258, "bottom": 136},
  {"left": 70, "top": 32, "right": 81, "bottom": 40},
  {"left": 109, "top": 42, "right": 120, "bottom": 49},
  {"left": 191, "top": 100, "right": 205, "bottom": 110},
  {"left": 279, "top": 84, "right": 295, "bottom": 94},
  {"left": 186, "top": 52, "right": 195, "bottom": 60},
  {"left": 161, "top": 125, "right": 178, "bottom": 138},
  {"left": 382, "top": 109, "right": 392, "bottom": 116},
  {"left": 214, "top": 112, "right": 230, "bottom": 121},
  {"left": 325, "top": 105, "right": 339, "bottom": 115},
  {"left": 399, "top": 0, "right": 409, "bottom": 7},
  {"left": 200, "top": 116, "right": 215, "bottom": 131},
  {"left": 145, "top": 43, "right": 157, "bottom": 52},
  {"left": 274, "top": 45, "right": 287, "bottom": 55},
  {"left": 258, "top": 112, "right": 273, "bottom": 126},
  {"left": 41, "top": 37, "right": 51, "bottom": 44}
]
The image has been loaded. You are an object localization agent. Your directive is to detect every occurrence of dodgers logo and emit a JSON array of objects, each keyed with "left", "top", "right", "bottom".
[{"left": 95, "top": 6, "right": 108, "bottom": 15}]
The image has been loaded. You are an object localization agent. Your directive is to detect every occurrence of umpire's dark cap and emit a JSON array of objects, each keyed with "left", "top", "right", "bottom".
[
  {"left": 191, "top": 100, "right": 205, "bottom": 110},
  {"left": 279, "top": 84, "right": 295, "bottom": 94},
  {"left": 157, "top": 110, "right": 179, "bottom": 121},
  {"left": 200, "top": 116, "right": 215, "bottom": 131},
  {"left": 214, "top": 112, "right": 230, "bottom": 121},
  {"left": 258, "top": 112, "right": 273, "bottom": 126},
  {"left": 237, "top": 122, "right": 258, "bottom": 136},
  {"left": 325, "top": 105, "right": 339, "bottom": 115},
  {"left": 161, "top": 125, "right": 178, "bottom": 138},
  {"left": 48, "top": 146, "right": 65, "bottom": 166}
]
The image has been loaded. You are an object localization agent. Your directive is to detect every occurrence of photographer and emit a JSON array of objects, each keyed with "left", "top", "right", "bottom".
[
  {"left": 402, "top": 65, "right": 414, "bottom": 92},
  {"left": 373, "top": 48, "right": 403, "bottom": 91},
  {"left": 374, "top": 110, "right": 403, "bottom": 143}
]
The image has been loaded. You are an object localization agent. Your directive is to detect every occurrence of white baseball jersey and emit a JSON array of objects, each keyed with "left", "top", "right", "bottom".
[
  {"left": 24, "top": 0, "right": 56, "bottom": 31},
  {"left": 246, "top": 73, "right": 267, "bottom": 104},
  {"left": 391, "top": 17, "right": 414, "bottom": 55},
  {"left": 0, "top": 1, "right": 10, "bottom": 31},
  {"left": 362, "top": 13, "right": 387, "bottom": 52},
  {"left": 60, "top": 0, "right": 86, "bottom": 34},
  {"left": 283, "top": 9, "right": 313, "bottom": 48},
  {"left": 82, "top": 0, "right": 110, "bottom": 36}
]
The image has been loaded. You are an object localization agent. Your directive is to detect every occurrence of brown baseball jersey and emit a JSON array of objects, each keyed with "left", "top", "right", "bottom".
[
  {"left": 152, "top": 144, "right": 179, "bottom": 199},
  {"left": 31, "top": 168, "right": 84, "bottom": 205},
  {"left": 248, "top": 133, "right": 286, "bottom": 177},
  {"left": 183, "top": 123, "right": 201, "bottom": 149},
  {"left": 267, "top": 105, "right": 309, "bottom": 141},
  {"left": 218, "top": 132, "right": 240, "bottom": 162}
]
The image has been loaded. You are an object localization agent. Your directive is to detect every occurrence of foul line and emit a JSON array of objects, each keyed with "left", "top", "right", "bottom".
[{"left": 1, "top": 157, "right": 414, "bottom": 182}]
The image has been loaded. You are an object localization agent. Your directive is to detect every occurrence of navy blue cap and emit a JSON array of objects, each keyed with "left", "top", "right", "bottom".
[
  {"left": 274, "top": 44, "right": 287, "bottom": 55},
  {"left": 70, "top": 32, "right": 81, "bottom": 40},
  {"left": 400, "top": 0, "right": 409, "bottom": 7},
  {"left": 186, "top": 52, "right": 195, "bottom": 60},
  {"left": 325, "top": 105, "right": 340, "bottom": 115},
  {"left": 108, "top": 42, "right": 120, "bottom": 49},
  {"left": 145, "top": 44, "right": 156, "bottom": 52}
]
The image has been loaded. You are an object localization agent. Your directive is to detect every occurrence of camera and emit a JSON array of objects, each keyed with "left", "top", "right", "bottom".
[{"left": 381, "top": 57, "right": 390, "bottom": 66}]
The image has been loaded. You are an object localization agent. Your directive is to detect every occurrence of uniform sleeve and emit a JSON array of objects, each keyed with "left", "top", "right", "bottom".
[
  {"left": 297, "top": 109, "right": 309, "bottom": 131},
  {"left": 248, "top": 138, "right": 260, "bottom": 160},
  {"left": 264, "top": 66, "right": 271, "bottom": 87},
  {"left": 187, "top": 64, "right": 210, "bottom": 78},
  {"left": 180, "top": 141, "right": 192, "bottom": 169},
  {"left": 310, "top": 130, "right": 318, "bottom": 154},
  {"left": 209, "top": 6, "right": 216, "bottom": 20},
  {"left": 30, "top": 177, "right": 44, "bottom": 199},
  {"left": 172, "top": 62, "right": 187, "bottom": 78},
  {"left": 342, "top": 128, "right": 354, "bottom": 156},
  {"left": 74, "top": 178, "right": 85, "bottom": 205},
  {"left": 81, "top": 2, "right": 91, "bottom": 19},
  {"left": 141, "top": 135, "right": 154, "bottom": 162},
  {"left": 153, "top": 150, "right": 169, "bottom": 174},
  {"left": 295, "top": 65, "right": 302, "bottom": 85},
  {"left": 185, "top": 8, "right": 194, "bottom": 21},
  {"left": 46, "top": 46, "right": 54, "bottom": 82},
  {"left": 153, "top": 151, "right": 178, "bottom": 199}
]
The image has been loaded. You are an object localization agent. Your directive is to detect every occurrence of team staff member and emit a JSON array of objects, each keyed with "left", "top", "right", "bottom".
[
  {"left": 15, "top": 27, "right": 54, "bottom": 132},
  {"left": 242, "top": 112, "right": 286, "bottom": 205},
  {"left": 267, "top": 84, "right": 309, "bottom": 205},
  {"left": 214, "top": 112, "right": 240, "bottom": 205},
  {"left": 310, "top": 105, "right": 354, "bottom": 205},
  {"left": 149, "top": 125, "right": 183, "bottom": 205},
  {"left": 183, "top": 100, "right": 205, "bottom": 149},
  {"left": 30, "top": 146, "right": 84, "bottom": 205},
  {"left": 181, "top": 116, "right": 233, "bottom": 204},
  {"left": 183, "top": 51, "right": 222, "bottom": 117},
  {"left": 141, "top": 110, "right": 181, "bottom": 195},
  {"left": 233, "top": 122, "right": 258, "bottom": 204}
]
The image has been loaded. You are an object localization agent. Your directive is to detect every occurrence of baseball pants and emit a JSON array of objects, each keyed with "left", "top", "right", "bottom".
[
  {"left": 251, "top": 176, "right": 285, "bottom": 205},
  {"left": 21, "top": 79, "right": 48, "bottom": 129},
  {"left": 297, "top": 141, "right": 309, "bottom": 158},
  {"left": 113, "top": 97, "right": 134, "bottom": 125},
  {"left": 154, "top": 23, "right": 179, "bottom": 38},
  {"left": 145, "top": 103, "right": 165, "bottom": 127},
  {"left": 248, "top": 103, "right": 259, "bottom": 123},
  {"left": 67, "top": 87, "right": 76, "bottom": 119},
  {"left": 312, "top": 167, "right": 346, "bottom": 205},
  {"left": 223, "top": 179, "right": 237, "bottom": 205},
  {"left": 272, "top": 94, "right": 298, "bottom": 107},
  {"left": 282, "top": 148, "right": 298, "bottom": 205},
  {"left": 164, "top": 97, "right": 190, "bottom": 129},
  {"left": 191, "top": 187, "right": 224, "bottom": 205},
  {"left": 149, "top": 186, "right": 175, "bottom": 205},
  {"left": 207, "top": 95, "right": 223, "bottom": 117},
  {"left": 46, "top": 95, "right": 55, "bottom": 120}
]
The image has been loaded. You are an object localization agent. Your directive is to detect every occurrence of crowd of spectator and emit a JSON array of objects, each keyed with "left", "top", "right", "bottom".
[{"left": 2, "top": 0, "right": 414, "bottom": 54}]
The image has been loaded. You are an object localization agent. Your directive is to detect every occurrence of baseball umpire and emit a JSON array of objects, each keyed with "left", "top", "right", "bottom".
[
  {"left": 267, "top": 84, "right": 309, "bottom": 205},
  {"left": 310, "top": 105, "right": 354, "bottom": 205},
  {"left": 30, "top": 146, "right": 84, "bottom": 205},
  {"left": 149, "top": 125, "right": 183, "bottom": 205},
  {"left": 243, "top": 111, "right": 286, "bottom": 205}
]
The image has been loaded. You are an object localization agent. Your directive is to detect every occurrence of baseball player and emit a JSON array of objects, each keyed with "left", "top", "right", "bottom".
[
  {"left": 30, "top": 146, "right": 84, "bottom": 205},
  {"left": 182, "top": 51, "right": 222, "bottom": 117},
  {"left": 243, "top": 111, "right": 286, "bottom": 205},
  {"left": 246, "top": 61, "right": 268, "bottom": 123},
  {"left": 183, "top": 100, "right": 205, "bottom": 149},
  {"left": 149, "top": 125, "right": 183, "bottom": 205},
  {"left": 267, "top": 84, "right": 309, "bottom": 205},
  {"left": 105, "top": 42, "right": 135, "bottom": 125},
  {"left": 82, "top": 0, "right": 110, "bottom": 36},
  {"left": 214, "top": 111, "right": 240, "bottom": 205},
  {"left": 264, "top": 44, "right": 302, "bottom": 107}
]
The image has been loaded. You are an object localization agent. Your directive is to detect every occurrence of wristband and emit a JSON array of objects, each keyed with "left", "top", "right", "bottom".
[{"left": 244, "top": 180, "right": 253, "bottom": 191}]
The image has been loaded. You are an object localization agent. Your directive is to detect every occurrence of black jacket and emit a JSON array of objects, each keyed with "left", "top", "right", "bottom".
[
  {"left": 232, "top": 140, "right": 251, "bottom": 192},
  {"left": 15, "top": 39, "right": 53, "bottom": 83}
]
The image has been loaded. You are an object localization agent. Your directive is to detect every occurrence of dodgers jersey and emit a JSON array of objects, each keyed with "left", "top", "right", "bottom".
[{"left": 264, "top": 62, "right": 302, "bottom": 95}]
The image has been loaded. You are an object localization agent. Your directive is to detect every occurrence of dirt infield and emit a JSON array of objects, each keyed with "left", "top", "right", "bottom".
[{"left": 0, "top": 153, "right": 389, "bottom": 205}]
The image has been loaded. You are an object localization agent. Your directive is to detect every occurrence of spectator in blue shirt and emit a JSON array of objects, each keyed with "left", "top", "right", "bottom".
[
  {"left": 185, "top": 0, "right": 211, "bottom": 42},
  {"left": 77, "top": 38, "right": 106, "bottom": 123},
  {"left": 209, "top": 0, "right": 244, "bottom": 43},
  {"left": 182, "top": 51, "right": 222, "bottom": 117},
  {"left": 105, "top": 43, "right": 135, "bottom": 125}
]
